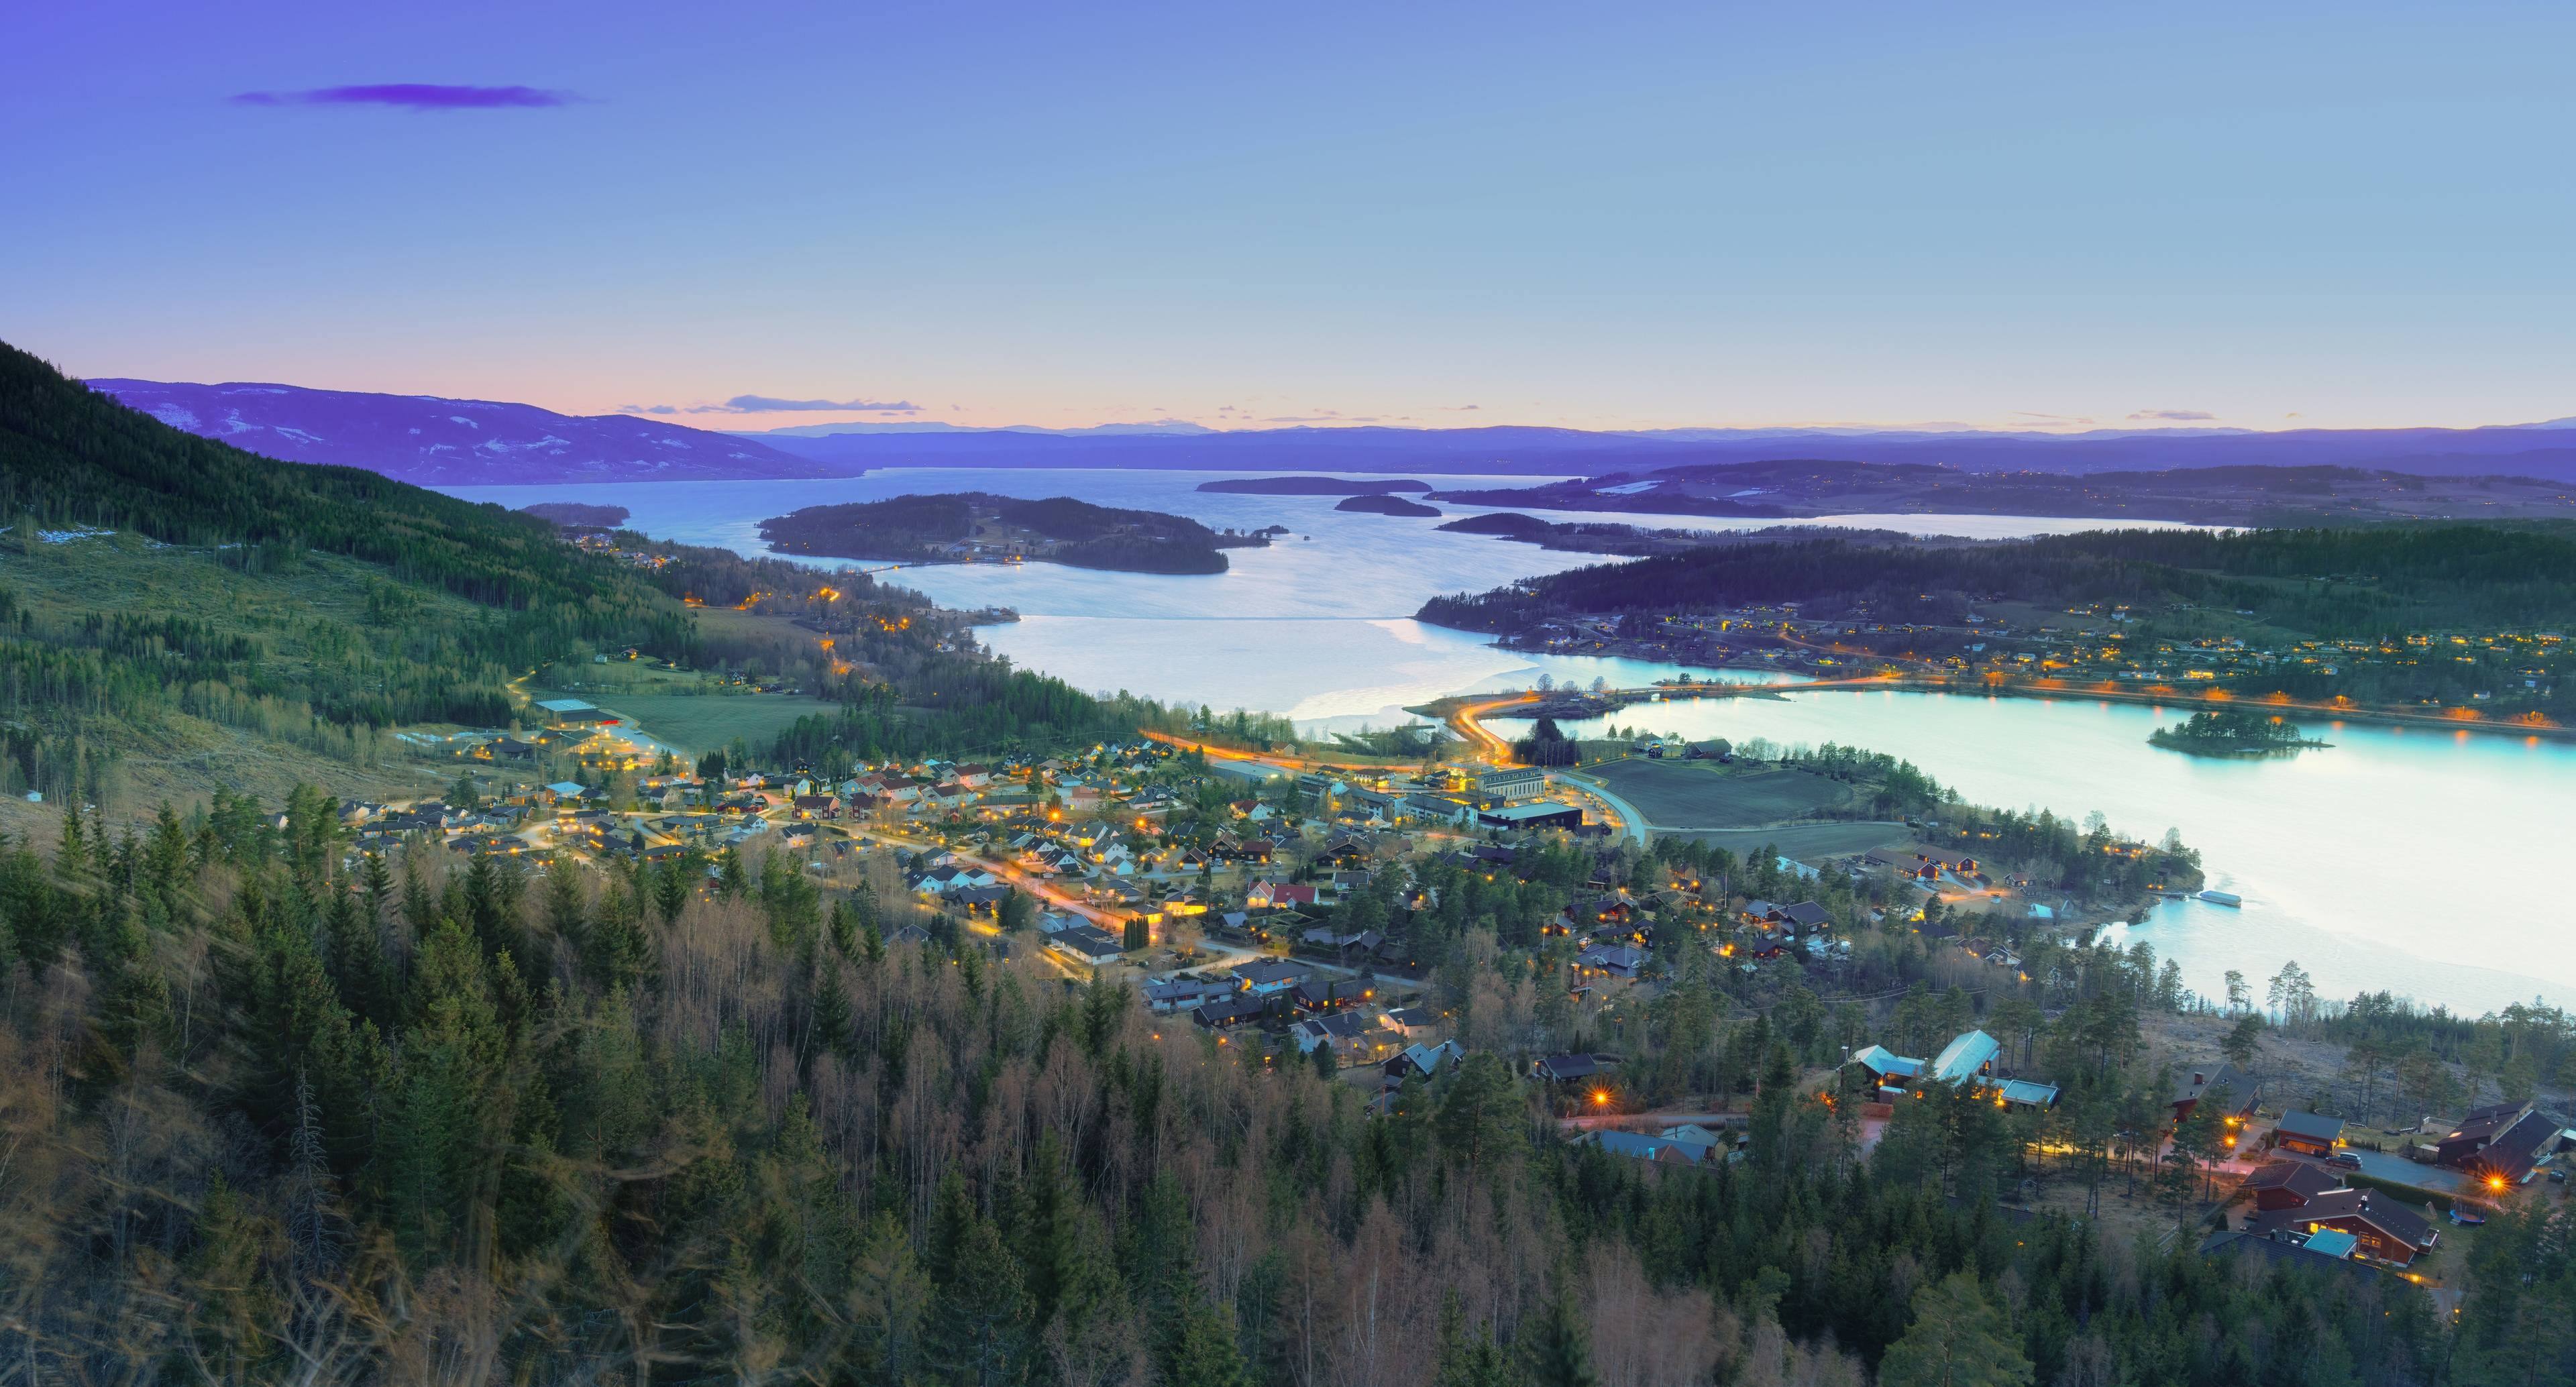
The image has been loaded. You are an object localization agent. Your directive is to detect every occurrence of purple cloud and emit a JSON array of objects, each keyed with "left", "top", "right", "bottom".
[
  {"left": 616, "top": 404, "right": 680, "bottom": 416},
  {"left": 232, "top": 84, "right": 582, "bottom": 111},
  {"left": 2129, "top": 408, "right": 2216, "bottom": 421},
  {"left": 683, "top": 394, "right": 919, "bottom": 414}
]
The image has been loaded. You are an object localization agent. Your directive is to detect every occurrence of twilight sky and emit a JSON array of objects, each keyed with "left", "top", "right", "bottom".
[{"left": 5, "top": 1, "right": 2571, "bottom": 433}]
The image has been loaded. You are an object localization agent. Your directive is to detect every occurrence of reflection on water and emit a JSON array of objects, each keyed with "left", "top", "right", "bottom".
[
  {"left": 1558, "top": 690, "right": 2576, "bottom": 1015},
  {"left": 438, "top": 469, "right": 2567, "bottom": 1013}
]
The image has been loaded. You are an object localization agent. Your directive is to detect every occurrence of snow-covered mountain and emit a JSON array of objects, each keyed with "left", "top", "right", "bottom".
[{"left": 87, "top": 379, "right": 853, "bottom": 485}]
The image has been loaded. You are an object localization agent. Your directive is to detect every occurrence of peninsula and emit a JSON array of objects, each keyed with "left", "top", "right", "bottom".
[
  {"left": 519, "top": 501, "right": 632, "bottom": 530},
  {"left": 757, "top": 492, "right": 1269, "bottom": 574},
  {"left": 1415, "top": 522, "right": 2576, "bottom": 733},
  {"left": 1429, "top": 459, "right": 2576, "bottom": 526}
]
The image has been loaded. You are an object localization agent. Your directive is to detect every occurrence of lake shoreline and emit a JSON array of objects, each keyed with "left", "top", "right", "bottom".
[{"left": 1435, "top": 626, "right": 2575, "bottom": 745}]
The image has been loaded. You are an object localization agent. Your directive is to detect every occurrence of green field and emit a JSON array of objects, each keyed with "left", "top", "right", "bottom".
[
  {"left": 1582, "top": 757, "right": 1856, "bottom": 828},
  {"left": 1662, "top": 822, "right": 1912, "bottom": 860},
  {"left": 545, "top": 687, "right": 843, "bottom": 756}
]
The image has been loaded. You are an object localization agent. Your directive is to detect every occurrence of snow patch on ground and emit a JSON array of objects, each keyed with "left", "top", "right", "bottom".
[
  {"left": 220, "top": 386, "right": 289, "bottom": 395},
  {"left": 219, "top": 410, "right": 261, "bottom": 435},
  {"left": 38, "top": 526, "right": 115, "bottom": 544},
  {"left": 475, "top": 434, "right": 575, "bottom": 454},
  {"left": 146, "top": 404, "right": 200, "bottom": 431},
  {"left": 271, "top": 427, "right": 325, "bottom": 443},
  {"left": 450, "top": 415, "right": 480, "bottom": 429},
  {"left": 1593, "top": 480, "right": 1661, "bottom": 495},
  {"left": 655, "top": 437, "right": 691, "bottom": 449}
]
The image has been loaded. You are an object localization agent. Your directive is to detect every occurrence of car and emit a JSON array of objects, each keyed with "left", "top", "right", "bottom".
[{"left": 2325, "top": 1152, "right": 2364, "bottom": 1170}]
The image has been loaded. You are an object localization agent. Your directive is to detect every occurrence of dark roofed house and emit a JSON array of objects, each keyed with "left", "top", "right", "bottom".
[
  {"left": 1291, "top": 1011, "right": 1382, "bottom": 1064},
  {"left": 1575, "top": 943, "right": 1646, "bottom": 979},
  {"left": 2243, "top": 1159, "right": 2345, "bottom": 1212},
  {"left": 1046, "top": 926, "right": 1125, "bottom": 967},
  {"left": 1236, "top": 958, "right": 1314, "bottom": 995},
  {"left": 1292, "top": 976, "right": 1377, "bottom": 1012},
  {"left": 1144, "top": 977, "right": 1236, "bottom": 1013},
  {"left": 2271, "top": 1109, "right": 2344, "bottom": 1158},
  {"left": 2437, "top": 1099, "right": 2534, "bottom": 1168},
  {"left": 1190, "top": 994, "right": 1275, "bottom": 1030},
  {"left": 2171, "top": 1063, "right": 2258, "bottom": 1127},
  {"left": 1534, "top": 1053, "right": 1620, "bottom": 1083},
  {"left": 2247, "top": 1188, "right": 2438, "bottom": 1266},
  {"left": 1778, "top": 901, "right": 1833, "bottom": 931},
  {"left": 2459, "top": 1109, "right": 2563, "bottom": 1188},
  {"left": 1381, "top": 1005, "right": 1441, "bottom": 1038}
]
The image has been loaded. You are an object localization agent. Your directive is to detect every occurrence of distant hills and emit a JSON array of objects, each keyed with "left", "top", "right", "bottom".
[
  {"left": 78, "top": 373, "right": 2576, "bottom": 486},
  {"left": 749, "top": 419, "right": 2576, "bottom": 483},
  {"left": 86, "top": 378, "right": 848, "bottom": 485}
]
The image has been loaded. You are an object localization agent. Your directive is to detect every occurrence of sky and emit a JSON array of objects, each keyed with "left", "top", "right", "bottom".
[{"left": 5, "top": 1, "right": 2572, "bottom": 433}]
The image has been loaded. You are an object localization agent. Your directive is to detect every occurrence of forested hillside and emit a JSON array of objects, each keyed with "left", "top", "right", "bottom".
[
  {"left": 7, "top": 792, "right": 2569, "bottom": 1384},
  {"left": 1419, "top": 524, "right": 2576, "bottom": 639},
  {"left": 0, "top": 344, "right": 1030, "bottom": 810}
]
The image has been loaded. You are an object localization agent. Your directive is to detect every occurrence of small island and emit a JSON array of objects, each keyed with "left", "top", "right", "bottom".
[
  {"left": 757, "top": 492, "right": 1268, "bottom": 575},
  {"left": 1197, "top": 476, "right": 1432, "bottom": 496},
  {"left": 1437, "top": 511, "right": 1731, "bottom": 556},
  {"left": 1335, "top": 494, "right": 1442, "bottom": 517},
  {"left": 2149, "top": 710, "right": 2330, "bottom": 757},
  {"left": 519, "top": 501, "right": 631, "bottom": 530}
]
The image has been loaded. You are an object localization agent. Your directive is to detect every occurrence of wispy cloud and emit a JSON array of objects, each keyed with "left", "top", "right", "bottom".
[
  {"left": 2012, "top": 410, "right": 2096, "bottom": 426},
  {"left": 1443, "top": 404, "right": 1481, "bottom": 412},
  {"left": 232, "top": 83, "right": 584, "bottom": 111},
  {"left": 619, "top": 394, "right": 921, "bottom": 415},
  {"left": 2128, "top": 408, "right": 2216, "bottom": 422}
]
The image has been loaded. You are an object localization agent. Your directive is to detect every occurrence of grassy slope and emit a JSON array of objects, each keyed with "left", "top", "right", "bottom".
[
  {"left": 0, "top": 341, "right": 706, "bottom": 820},
  {"left": 0, "top": 531, "right": 482, "bottom": 830}
]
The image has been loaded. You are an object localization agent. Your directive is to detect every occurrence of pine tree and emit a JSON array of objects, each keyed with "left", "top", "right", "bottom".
[
  {"left": 932, "top": 1214, "right": 1030, "bottom": 1386},
  {"left": 184, "top": 1172, "right": 284, "bottom": 1383},
  {"left": 1878, "top": 1272, "right": 2033, "bottom": 1387},
  {"left": 851, "top": 1211, "right": 932, "bottom": 1382},
  {"left": 1521, "top": 1288, "right": 1597, "bottom": 1387}
]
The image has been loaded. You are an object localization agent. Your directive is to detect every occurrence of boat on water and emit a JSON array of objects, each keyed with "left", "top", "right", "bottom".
[{"left": 2198, "top": 889, "right": 2243, "bottom": 907}]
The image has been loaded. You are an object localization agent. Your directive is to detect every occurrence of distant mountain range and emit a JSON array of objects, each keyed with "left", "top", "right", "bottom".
[
  {"left": 86, "top": 379, "right": 847, "bottom": 485},
  {"left": 82, "top": 375, "right": 2576, "bottom": 486},
  {"left": 746, "top": 418, "right": 2576, "bottom": 482},
  {"left": 754, "top": 419, "right": 1217, "bottom": 438}
]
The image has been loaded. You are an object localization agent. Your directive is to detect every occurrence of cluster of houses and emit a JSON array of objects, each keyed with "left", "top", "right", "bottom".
[
  {"left": 1145, "top": 953, "right": 1470, "bottom": 1105},
  {"left": 2226, "top": 1160, "right": 2443, "bottom": 1268},
  {"left": 2200, "top": 1087, "right": 2573, "bottom": 1280}
]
